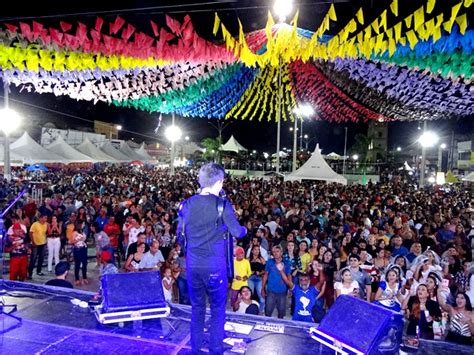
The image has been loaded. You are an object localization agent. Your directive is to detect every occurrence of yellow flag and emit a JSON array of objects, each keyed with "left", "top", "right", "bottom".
[
  {"left": 364, "top": 25, "right": 372, "bottom": 39},
  {"left": 464, "top": 0, "right": 473, "bottom": 7},
  {"left": 435, "top": 14, "right": 444, "bottom": 27},
  {"left": 356, "top": 8, "right": 364, "bottom": 25},
  {"left": 405, "top": 14, "right": 413, "bottom": 28},
  {"left": 424, "top": 18, "right": 435, "bottom": 36},
  {"left": 394, "top": 22, "right": 402, "bottom": 41},
  {"left": 450, "top": 2, "right": 462, "bottom": 22},
  {"left": 372, "top": 18, "right": 380, "bottom": 34},
  {"left": 328, "top": 3, "right": 337, "bottom": 21},
  {"left": 213, "top": 12, "right": 220, "bottom": 35},
  {"left": 380, "top": 10, "right": 388, "bottom": 31},
  {"left": 406, "top": 30, "right": 418, "bottom": 49},
  {"left": 443, "top": 21, "right": 454, "bottom": 33},
  {"left": 432, "top": 26, "right": 441, "bottom": 42},
  {"left": 455, "top": 14, "right": 467, "bottom": 34},
  {"left": 414, "top": 6, "right": 425, "bottom": 29},
  {"left": 347, "top": 19, "right": 357, "bottom": 33},
  {"left": 386, "top": 28, "right": 394, "bottom": 39},
  {"left": 388, "top": 38, "right": 396, "bottom": 56},
  {"left": 427, "top": 0, "right": 436, "bottom": 14},
  {"left": 390, "top": 0, "right": 398, "bottom": 16},
  {"left": 357, "top": 32, "right": 364, "bottom": 44}
]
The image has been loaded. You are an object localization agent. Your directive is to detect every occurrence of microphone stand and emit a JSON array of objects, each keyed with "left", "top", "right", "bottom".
[
  {"left": 0, "top": 187, "right": 27, "bottom": 334},
  {"left": 220, "top": 189, "right": 234, "bottom": 281}
]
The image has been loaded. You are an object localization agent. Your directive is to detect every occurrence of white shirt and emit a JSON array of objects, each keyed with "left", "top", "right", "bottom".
[
  {"left": 128, "top": 226, "right": 145, "bottom": 245},
  {"left": 139, "top": 250, "right": 165, "bottom": 269},
  {"left": 334, "top": 281, "right": 359, "bottom": 295}
]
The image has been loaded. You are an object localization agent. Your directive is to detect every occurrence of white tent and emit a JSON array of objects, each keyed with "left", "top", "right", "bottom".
[
  {"left": 399, "top": 161, "right": 414, "bottom": 171},
  {"left": 325, "top": 152, "right": 342, "bottom": 160},
  {"left": 46, "top": 135, "right": 96, "bottom": 163},
  {"left": 220, "top": 135, "right": 247, "bottom": 153},
  {"left": 284, "top": 144, "right": 347, "bottom": 185},
  {"left": 0, "top": 144, "right": 25, "bottom": 166},
  {"left": 76, "top": 138, "right": 117, "bottom": 163},
  {"left": 10, "top": 132, "right": 68, "bottom": 164},
  {"left": 272, "top": 151, "right": 288, "bottom": 158},
  {"left": 462, "top": 171, "right": 474, "bottom": 182},
  {"left": 100, "top": 141, "right": 131, "bottom": 162},
  {"left": 119, "top": 141, "right": 146, "bottom": 161},
  {"left": 134, "top": 143, "right": 154, "bottom": 161}
]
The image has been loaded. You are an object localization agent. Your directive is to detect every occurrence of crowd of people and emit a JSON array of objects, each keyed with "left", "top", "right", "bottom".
[{"left": 1, "top": 165, "right": 473, "bottom": 345}]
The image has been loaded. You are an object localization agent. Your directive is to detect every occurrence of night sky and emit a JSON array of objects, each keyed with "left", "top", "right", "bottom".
[{"left": 0, "top": 0, "right": 472, "bottom": 154}]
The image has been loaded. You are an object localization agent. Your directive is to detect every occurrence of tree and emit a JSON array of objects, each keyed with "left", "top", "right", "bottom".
[{"left": 201, "top": 137, "right": 220, "bottom": 162}]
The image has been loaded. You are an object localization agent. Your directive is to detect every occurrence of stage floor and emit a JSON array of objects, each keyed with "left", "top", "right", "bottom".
[{"left": 0, "top": 281, "right": 325, "bottom": 354}]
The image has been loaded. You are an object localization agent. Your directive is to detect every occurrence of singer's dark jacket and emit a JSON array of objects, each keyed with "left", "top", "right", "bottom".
[{"left": 177, "top": 194, "right": 246, "bottom": 269}]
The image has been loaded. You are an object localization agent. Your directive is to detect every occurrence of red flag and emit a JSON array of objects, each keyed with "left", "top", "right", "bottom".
[
  {"left": 49, "top": 28, "right": 63, "bottom": 46},
  {"left": 76, "top": 22, "right": 88, "bottom": 46},
  {"left": 166, "top": 15, "right": 181, "bottom": 35},
  {"left": 40, "top": 31, "right": 51, "bottom": 45},
  {"left": 181, "top": 15, "right": 194, "bottom": 42},
  {"left": 150, "top": 20, "right": 159, "bottom": 37},
  {"left": 95, "top": 17, "right": 104, "bottom": 32},
  {"left": 90, "top": 29, "right": 101, "bottom": 44},
  {"left": 109, "top": 16, "right": 125, "bottom": 35},
  {"left": 5, "top": 24, "right": 18, "bottom": 33},
  {"left": 60, "top": 21, "right": 72, "bottom": 32},
  {"left": 32, "top": 21, "right": 44, "bottom": 40},
  {"left": 19, "top": 22, "right": 33, "bottom": 41},
  {"left": 121, "top": 23, "right": 135, "bottom": 41}
]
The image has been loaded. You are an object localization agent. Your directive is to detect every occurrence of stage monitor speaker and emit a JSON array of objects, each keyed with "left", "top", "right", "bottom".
[
  {"left": 101, "top": 271, "right": 167, "bottom": 313},
  {"left": 317, "top": 295, "right": 404, "bottom": 355}
]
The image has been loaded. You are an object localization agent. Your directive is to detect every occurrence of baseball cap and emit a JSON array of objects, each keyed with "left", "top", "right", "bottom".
[
  {"left": 101, "top": 250, "right": 112, "bottom": 262},
  {"left": 55, "top": 261, "right": 70, "bottom": 276},
  {"left": 13, "top": 223, "right": 22, "bottom": 230},
  {"left": 235, "top": 247, "right": 245, "bottom": 256}
]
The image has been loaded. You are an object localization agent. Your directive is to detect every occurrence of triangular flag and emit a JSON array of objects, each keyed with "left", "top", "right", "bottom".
[
  {"left": 394, "top": 22, "right": 402, "bottom": 41},
  {"left": 404, "top": 14, "right": 413, "bottom": 28},
  {"left": 95, "top": 17, "right": 104, "bottom": 32},
  {"left": 60, "top": 21, "right": 72, "bottom": 32},
  {"left": 328, "top": 3, "right": 337, "bottom": 21},
  {"left": 390, "top": 0, "right": 398, "bottom": 17},
  {"left": 166, "top": 15, "right": 182, "bottom": 36},
  {"left": 427, "top": 0, "right": 436, "bottom": 14},
  {"left": 455, "top": 14, "right": 467, "bottom": 34},
  {"left": 5, "top": 23, "right": 18, "bottom": 33},
  {"left": 406, "top": 30, "right": 418, "bottom": 49},
  {"left": 414, "top": 6, "right": 425, "bottom": 29},
  {"left": 356, "top": 8, "right": 364, "bottom": 25},
  {"left": 213, "top": 12, "right": 221, "bottom": 36},
  {"left": 379, "top": 10, "right": 387, "bottom": 31},
  {"left": 109, "top": 16, "right": 125, "bottom": 35},
  {"left": 150, "top": 20, "right": 159, "bottom": 37}
]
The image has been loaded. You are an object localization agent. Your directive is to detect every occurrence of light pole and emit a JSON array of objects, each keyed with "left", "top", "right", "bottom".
[
  {"left": 273, "top": 0, "right": 293, "bottom": 173},
  {"left": 1, "top": 84, "right": 22, "bottom": 182},
  {"left": 293, "top": 104, "right": 314, "bottom": 150},
  {"left": 342, "top": 126, "right": 348, "bottom": 176},
  {"left": 417, "top": 121, "right": 438, "bottom": 187},
  {"left": 165, "top": 113, "right": 182, "bottom": 176}
]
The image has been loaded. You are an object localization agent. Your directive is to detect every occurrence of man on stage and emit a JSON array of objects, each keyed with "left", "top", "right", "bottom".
[{"left": 178, "top": 163, "right": 246, "bottom": 355}]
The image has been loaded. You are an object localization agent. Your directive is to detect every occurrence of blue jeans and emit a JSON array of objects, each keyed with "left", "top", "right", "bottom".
[
  {"left": 73, "top": 247, "right": 88, "bottom": 281},
  {"left": 177, "top": 275, "right": 189, "bottom": 305},
  {"left": 247, "top": 275, "right": 264, "bottom": 311},
  {"left": 265, "top": 291, "right": 287, "bottom": 318},
  {"left": 187, "top": 267, "right": 227, "bottom": 355}
]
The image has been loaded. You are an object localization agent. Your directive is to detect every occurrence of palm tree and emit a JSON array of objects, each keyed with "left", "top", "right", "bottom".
[{"left": 201, "top": 137, "right": 221, "bottom": 162}]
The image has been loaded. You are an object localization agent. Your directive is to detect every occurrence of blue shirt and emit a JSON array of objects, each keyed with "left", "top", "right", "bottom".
[
  {"left": 391, "top": 246, "right": 409, "bottom": 257},
  {"left": 292, "top": 285, "right": 319, "bottom": 322},
  {"left": 437, "top": 229, "right": 454, "bottom": 244},
  {"left": 265, "top": 258, "right": 291, "bottom": 294}
]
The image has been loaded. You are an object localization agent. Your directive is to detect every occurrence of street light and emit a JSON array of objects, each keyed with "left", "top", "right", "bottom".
[
  {"left": 273, "top": 0, "right": 293, "bottom": 22},
  {"left": 418, "top": 121, "right": 439, "bottom": 187},
  {"left": 165, "top": 124, "right": 182, "bottom": 176},
  {"left": 396, "top": 146, "right": 402, "bottom": 152},
  {"left": 0, "top": 108, "right": 22, "bottom": 182},
  {"left": 352, "top": 154, "right": 359, "bottom": 161},
  {"left": 293, "top": 104, "right": 314, "bottom": 150}
]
